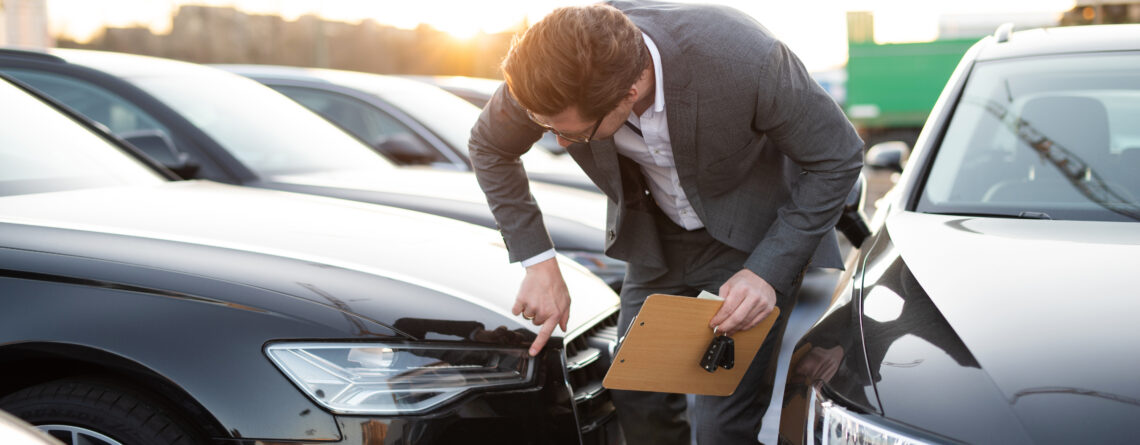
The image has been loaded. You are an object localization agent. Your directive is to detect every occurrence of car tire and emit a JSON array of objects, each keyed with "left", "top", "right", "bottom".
[{"left": 0, "top": 377, "right": 207, "bottom": 445}]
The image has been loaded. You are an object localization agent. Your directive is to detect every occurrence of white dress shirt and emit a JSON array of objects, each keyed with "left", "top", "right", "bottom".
[{"left": 613, "top": 33, "right": 703, "bottom": 231}]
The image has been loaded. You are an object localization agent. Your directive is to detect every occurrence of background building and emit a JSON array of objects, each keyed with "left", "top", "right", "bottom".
[{"left": 0, "top": 0, "right": 52, "bottom": 48}]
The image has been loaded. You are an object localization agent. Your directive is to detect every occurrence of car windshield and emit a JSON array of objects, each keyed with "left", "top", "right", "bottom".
[
  {"left": 0, "top": 79, "right": 163, "bottom": 197},
  {"left": 126, "top": 68, "right": 394, "bottom": 176},
  {"left": 918, "top": 52, "right": 1140, "bottom": 222}
]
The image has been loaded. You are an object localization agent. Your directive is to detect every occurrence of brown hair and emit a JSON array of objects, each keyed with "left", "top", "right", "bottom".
[{"left": 502, "top": 4, "right": 649, "bottom": 121}]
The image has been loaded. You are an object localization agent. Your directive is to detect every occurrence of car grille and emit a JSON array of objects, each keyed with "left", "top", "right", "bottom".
[{"left": 564, "top": 311, "right": 621, "bottom": 444}]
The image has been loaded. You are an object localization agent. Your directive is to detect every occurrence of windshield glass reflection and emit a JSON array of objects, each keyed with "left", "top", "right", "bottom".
[{"left": 919, "top": 53, "right": 1140, "bottom": 222}]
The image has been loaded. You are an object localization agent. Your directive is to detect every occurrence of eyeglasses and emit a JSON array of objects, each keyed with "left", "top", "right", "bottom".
[{"left": 526, "top": 109, "right": 604, "bottom": 144}]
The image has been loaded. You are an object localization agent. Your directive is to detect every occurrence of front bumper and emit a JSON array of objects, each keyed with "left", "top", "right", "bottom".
[{"left": 218, "top": 314, "right": 622, "bottom": 445}]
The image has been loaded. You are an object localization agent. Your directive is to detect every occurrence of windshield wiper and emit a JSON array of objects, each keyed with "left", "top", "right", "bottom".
[
  {"left": 1017, "top": 211, "right": 1052, "bottom": 219},
  {"left": 961, "top": 97, "right": 1140, "bottom": 222},
  {"left": 927, "top": 211, "right": 1052, "bottom": 219}
]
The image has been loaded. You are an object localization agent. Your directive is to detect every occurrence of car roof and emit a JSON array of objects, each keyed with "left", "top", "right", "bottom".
[
  {"left": 217, "top": 64, "right": 444, "bottom": 98},
  {"left": 47, "top": 48, "right": 221, "bottom": 79},
  {"left": 977, "top": 24, "right": 1140, "bottom": 62},
  {"left": 0, "top": 46, "right": 64, "bottom": 63}
]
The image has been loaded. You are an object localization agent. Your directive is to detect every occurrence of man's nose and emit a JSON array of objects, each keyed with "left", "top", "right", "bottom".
[{"left": 556, "top": 136, "right": 574, "bottom": 148}]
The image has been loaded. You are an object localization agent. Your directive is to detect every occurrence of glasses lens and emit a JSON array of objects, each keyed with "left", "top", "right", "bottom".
[{"left": 526, "top": 109, "right": 595, "bottom": 143}]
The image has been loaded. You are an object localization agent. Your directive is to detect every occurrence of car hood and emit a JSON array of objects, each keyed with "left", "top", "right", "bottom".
[
  {"left": 885, "top": 211, "right": 1140, "bottom": 441},
  {"left": 272, "top": 167, "right": 605, "bottom": 231},
  {"left": 0, "top": 181, "right": 618, "bottom": 337}
]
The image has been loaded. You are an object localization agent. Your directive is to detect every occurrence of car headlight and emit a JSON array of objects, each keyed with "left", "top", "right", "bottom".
[
  {"left": 266, "top": 342, "right": 535, "bottom": 415},
  {"left": 808, "top": 387, "right": 932, "bottom": 445},
  {"left": 561, "top": 250, "right": 627, "bottom": 288}
]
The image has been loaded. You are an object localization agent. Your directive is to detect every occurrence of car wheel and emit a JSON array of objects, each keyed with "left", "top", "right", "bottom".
[{"left": 0, "top": 378, "right": 206, "bottom": 445}]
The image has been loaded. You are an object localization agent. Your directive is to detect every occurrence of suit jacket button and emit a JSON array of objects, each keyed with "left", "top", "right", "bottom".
[{"left": 608, "top": 230, "right": 616, "bottom": 240}]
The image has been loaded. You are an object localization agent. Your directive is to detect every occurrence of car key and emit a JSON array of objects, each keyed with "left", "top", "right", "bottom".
[
  {"left": 718, "top": 335, "right": 734, "bottom": 370},
  {"left": 701, "top": 335, "right": 728, "bottom": 373}
]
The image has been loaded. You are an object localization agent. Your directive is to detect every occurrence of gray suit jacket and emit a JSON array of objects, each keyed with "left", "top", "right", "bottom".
[{"left": 468, "top": 0, "right": 864, "bottom": 294}]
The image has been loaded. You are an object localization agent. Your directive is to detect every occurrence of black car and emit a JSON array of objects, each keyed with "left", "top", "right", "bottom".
[
  {"left": 0, "top": 75, "right": 623, "bottom": 444},
  {"left": 0, "top": 48, "right": 627, "bottom": 291},
  {"left": 216, "top": 66, "right": 597, "bottom": 193},
  {"left": 779, "top": 24, "right": 1140, "bottom": 444}
]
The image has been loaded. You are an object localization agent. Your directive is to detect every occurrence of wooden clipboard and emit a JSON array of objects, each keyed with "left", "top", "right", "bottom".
[{"left": 602, "top": 294, "right": 779, "bottom": 396}]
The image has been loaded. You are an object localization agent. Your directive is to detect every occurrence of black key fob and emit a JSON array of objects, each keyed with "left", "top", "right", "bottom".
[
  {"left": 701, "top": 336, "right": 726, "bottom": 373},
  {"left": 719, "top": 335, "right": 734, "bottom": 370}
]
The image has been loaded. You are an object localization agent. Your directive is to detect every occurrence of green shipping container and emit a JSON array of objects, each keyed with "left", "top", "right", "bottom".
[{"left": 845, "top": 38, "right": 977, "bottom": 130}]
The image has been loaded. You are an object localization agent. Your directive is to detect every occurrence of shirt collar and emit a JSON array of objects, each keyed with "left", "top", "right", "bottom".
[{"left": 642, "top": 32, "right": 666, "bottom": 114}]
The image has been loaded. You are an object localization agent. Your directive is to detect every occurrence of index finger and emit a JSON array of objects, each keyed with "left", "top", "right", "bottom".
[{"left": 529, "top": 319, "right": 558, "bottom": 356}]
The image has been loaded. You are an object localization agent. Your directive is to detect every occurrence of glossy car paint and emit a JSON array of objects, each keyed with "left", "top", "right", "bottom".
[
  {"left": 0, "top": 77, "right": 620, "bottom": 443},
  {"left": 0, "top": 183, "right": 621, "bottom": 443},
  {"left": 780, "top": 25, "right": 1140, "bottom": 445},
  {"left": 0, "top": 48, "right": 623, "bottom": 288}
]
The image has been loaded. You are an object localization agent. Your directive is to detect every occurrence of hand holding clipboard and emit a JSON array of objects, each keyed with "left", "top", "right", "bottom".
[{"left": 601, "top": 293, "right": 779, "bottom": 396}]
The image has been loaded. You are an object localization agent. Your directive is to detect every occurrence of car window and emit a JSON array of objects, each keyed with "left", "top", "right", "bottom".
[
  {"left": 3, "top": 68, "right": 171, "bottom": 137},
  {"left": 269, "top": 85, "right": 448, "bottom": 164},
  {"left": 0, "top": 79, "right": 163, "bottom": 196},
  {"left": 918, "top": 52, "right": 1140, "bottom": 222},
  {"left": 323, "top": 72, "right": 482, "bottom": 157},
  {"left": 124, "top": 68, "right": 393, "bottom": 176}
]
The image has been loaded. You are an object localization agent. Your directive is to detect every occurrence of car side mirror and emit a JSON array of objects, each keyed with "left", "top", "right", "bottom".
[
  {"left": 866, "top": 141, "right": 908, "bottom": 173},
  {"left": 835, "top": 173, "right": 871, "bottom": 248},
  {"left": 375, "top": 133, "right": 437, "bottom": 165},
  {"left": 121, "top": 130, "right": 200, "bottom": 178}
]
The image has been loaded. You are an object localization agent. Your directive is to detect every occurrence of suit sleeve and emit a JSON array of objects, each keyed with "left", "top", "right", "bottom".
[
  {"left": 468, "top": 83, "right": 553, "bottom": 263},
  {"left": 745, "top": 41, "right": 864, "bottom": 293}
]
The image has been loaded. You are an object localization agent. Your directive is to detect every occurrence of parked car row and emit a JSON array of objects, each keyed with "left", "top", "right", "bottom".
[
  {"left": 0, "top": 48, "right": 628, "bottom": 291},
  {"left": 778, "top": 24, "right": 1140, "bottom": 445},
  {"left": 0, "top": 62, "right": 623, "bottom": 444}
]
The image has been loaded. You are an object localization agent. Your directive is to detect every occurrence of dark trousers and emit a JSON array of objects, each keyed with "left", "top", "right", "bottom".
[{"left": 611, "top": 210, "right": 803, "bottom": 445}]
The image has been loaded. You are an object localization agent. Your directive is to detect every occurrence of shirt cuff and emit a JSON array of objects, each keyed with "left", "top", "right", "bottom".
[{"left": 519, "top": 249, "right": 557, "bottom": 267}]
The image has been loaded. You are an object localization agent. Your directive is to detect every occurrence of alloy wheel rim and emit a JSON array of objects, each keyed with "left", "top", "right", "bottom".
[{"left": 37, "top": 424, "right": 122, "bottom": 445}]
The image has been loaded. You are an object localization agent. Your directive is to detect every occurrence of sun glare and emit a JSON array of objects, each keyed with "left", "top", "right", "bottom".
[
  {"left": 428, "top": 18, "right": 484, "bottom": 40},
  {"left": 366, "top": 1, "right": 530, "bottom": 39},
  {"left": 873, "top": 9, "right": 941, "bottom": 43}
]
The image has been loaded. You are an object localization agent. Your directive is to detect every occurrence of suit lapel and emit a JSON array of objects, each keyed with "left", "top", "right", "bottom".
[
  {"left": 589, "top": 139, "right": 623, "bottom": 201},
  {"left": 664, "top": 86, "right": 704, "bottom": 217},
  {"left": 566, "top": 140, "right": 621, "bottom": 203}
]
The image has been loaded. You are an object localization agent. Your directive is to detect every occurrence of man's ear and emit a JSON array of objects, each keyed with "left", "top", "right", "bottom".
[{"left": 624, "top": 86, "right": 639, "bottom": 104}]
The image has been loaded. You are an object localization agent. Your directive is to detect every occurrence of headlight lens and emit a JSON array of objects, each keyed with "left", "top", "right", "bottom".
[
  {"left": 809, "top": 387, "right": 931, "bottom": 445},
  {"left": 266, "top": 342, "right": 534, "bottom": 414},
  {"left": 561, "top": 250, "right": 627, "bottom": 288}
]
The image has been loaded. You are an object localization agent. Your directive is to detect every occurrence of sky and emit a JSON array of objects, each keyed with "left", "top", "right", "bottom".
[{"left": 45, "top": 0, "right": 1077, "bottom": 71}]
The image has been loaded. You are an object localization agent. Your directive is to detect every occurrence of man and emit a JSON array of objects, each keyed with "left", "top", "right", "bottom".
[{"left": 468, "top": 2, "right": 863, "bottom": 443}]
